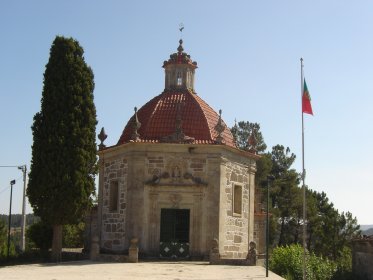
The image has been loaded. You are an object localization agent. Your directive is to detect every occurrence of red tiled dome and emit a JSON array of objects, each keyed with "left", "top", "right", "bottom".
[
  {"left": 118, "top": 40, "right": 236, "bottom": 148},
  {"left": 117, "top": 90, "right": 235, "bottom": 147}
]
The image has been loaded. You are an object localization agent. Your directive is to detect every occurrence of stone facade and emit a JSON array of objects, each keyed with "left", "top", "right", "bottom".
[{"left": 97, "top": 143, "right": 257, "bottom": 259}]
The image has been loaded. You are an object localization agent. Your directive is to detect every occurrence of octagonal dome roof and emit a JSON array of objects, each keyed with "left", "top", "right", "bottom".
[{"left": 117, "top": 90, "right": 235, "bottom": 147}]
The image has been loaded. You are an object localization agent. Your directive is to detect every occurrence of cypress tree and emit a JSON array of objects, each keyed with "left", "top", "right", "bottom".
[{"left": 27, "top": 36, "right": 97, "bottom": 260}]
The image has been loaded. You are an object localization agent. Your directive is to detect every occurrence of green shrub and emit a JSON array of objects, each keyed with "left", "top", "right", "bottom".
[
  {"left": 26, "top": 221, "right": 53, "bottom": 253},
  {"left": 331, "top": 246, "right": 353, "bottom": 280},
  {"left": 270, "top": 244, "right": 305, "bottom": 280},
  {"left": 0, "top": 219, "right": 8, "bottom": 258},
  {"left": 270, "top": 244, "right": 336, "bottom": 280},
  {"left": 63, "top": 222, "right": 85, "bottom": 248},
  {"left": 0, "top": 219, "right": 17, "bottom": 260}
]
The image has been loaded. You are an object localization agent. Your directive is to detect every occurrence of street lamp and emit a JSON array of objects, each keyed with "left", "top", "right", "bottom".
[
  {"left": 266, "top": 175, "right": 274, "bottom": 278},
  {"left": 7, "top": 179, "right": 16, "bottom": 261},
  {"left": 18, "top": 165, "right": 27, "bottom": 251}
]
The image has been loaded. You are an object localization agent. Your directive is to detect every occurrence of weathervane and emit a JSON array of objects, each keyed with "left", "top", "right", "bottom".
[{"left": 179, "top": 23, "right": 184, "bottom": 38}]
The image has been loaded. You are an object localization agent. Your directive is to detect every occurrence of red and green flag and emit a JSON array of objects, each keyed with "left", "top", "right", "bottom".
[{"left": 302, "top": 78, "right": 313, "bottom": 115}]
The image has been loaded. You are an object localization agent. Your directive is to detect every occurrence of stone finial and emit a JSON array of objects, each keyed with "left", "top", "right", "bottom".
[
  {"left": 233, "top": 118, "right": 238, "bottom": 145},
  {"left": 211, "top": 238, "right": 219, "bottom": 253},
  {"left": 128, "top": 237, "right": 139, "bottom": 263},
  {"left": 131, "top": 107, "right": 141, "bottom": 141},
  {"left": 161, "top": 101, "right": 194, "bottom": 143},
  {"left": 214, "top": 109, "right": 225, "bottom": 144},
  {"left": 209, "top": 238, "right": 220, "bottom": 265},
  {"left": 98, "top": 127, "right": 107, "bottom": 150},
  {"left": 248, "top": 129, "right": 257, "bottom": 154},
  {"left": 130, "top": 237, "right": 138, "bottom": 249},
  {"left": 177, "top": 39, "right": 184, "bottom": 53},
  {"left": 246, "top": 241, "right": 257, "bottom": 266}
]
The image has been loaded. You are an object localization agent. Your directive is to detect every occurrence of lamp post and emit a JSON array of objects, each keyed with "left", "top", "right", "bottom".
[
  {"left": 7, "top": 179, "right": 16, "bottom": 261},
  {"left": 18, "top": 165, "right": 27, "bottom": 251},
  {"left": 266, "top": 175, "right": 274, "bottom": 278}
]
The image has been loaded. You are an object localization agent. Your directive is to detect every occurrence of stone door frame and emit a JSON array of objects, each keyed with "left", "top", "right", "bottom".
[{"left": 143, "top": 185, "right": 204, "bottom": 258}]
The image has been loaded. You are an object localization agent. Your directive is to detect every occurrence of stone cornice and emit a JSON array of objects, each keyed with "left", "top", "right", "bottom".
[{"left": 98, "top": 142, "right": 260, "bottom": 161}]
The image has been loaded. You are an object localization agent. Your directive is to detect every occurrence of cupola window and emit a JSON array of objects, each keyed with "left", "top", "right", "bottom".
[{"left": 177, "top": 72, "right": 182, "bottom": 86}]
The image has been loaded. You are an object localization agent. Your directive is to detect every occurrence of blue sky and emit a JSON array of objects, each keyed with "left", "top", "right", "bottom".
[{"left": 1, "top": 1, "right": 372, "bottom": 225}]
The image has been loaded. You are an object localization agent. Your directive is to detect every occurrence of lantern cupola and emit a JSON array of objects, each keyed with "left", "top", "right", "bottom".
[{"left": 162, "top": 39, "right": 197, "bottom": 92}]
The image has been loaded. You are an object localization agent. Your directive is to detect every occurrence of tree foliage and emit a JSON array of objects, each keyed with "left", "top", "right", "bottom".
[
  {"left": 230, "top": 121, "right": 271, "bottom": 187},
  {"left": 63, "top": 222, "right": 85, "bottom": 248},
  {"left": 27, "top": 36, "right": 97, "bottom": 259},
  {"left": 0, "top": 214, "right": 40, "bottom": 228},
  {"left": 269, "top": 145, "right": 302, "bottom": 246},
  {"left": 255, "top": 153, "right": 272, "bottom": 187},
  {"left": 231, "top": 121, "right": 267, "bottom": 153},
  {"left": 28, "top": 36, "right": 96, "bottom": 225},
  {"left": 232, "top": 119, "right": 361, "bottom": 278}
]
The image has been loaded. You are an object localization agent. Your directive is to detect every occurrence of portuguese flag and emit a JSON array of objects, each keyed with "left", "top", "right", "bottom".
[{"left": 302, "top": 79, "right": 313, "bottom": 115}]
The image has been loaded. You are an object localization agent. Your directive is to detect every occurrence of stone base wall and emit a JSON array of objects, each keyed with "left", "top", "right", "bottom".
[
  {"left": 210, "top": 257, "right": 249, "bottom": 265},
  {"left": 98, "top": 253, "right": 129, "bottom": 262}
]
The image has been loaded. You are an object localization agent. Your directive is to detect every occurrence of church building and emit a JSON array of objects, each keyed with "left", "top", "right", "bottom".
[{"left": 96, "top": 39, "right": 260, "bottom": 260}]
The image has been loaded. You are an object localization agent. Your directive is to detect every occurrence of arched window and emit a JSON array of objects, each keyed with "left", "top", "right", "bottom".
[{"left": 177, "top": 72, "right": 182, "bottom": 86}]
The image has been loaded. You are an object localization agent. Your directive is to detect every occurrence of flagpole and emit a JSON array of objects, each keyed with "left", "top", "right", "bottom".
[{"left": 301, "top": 58, "right": 306, "bottom": 280}]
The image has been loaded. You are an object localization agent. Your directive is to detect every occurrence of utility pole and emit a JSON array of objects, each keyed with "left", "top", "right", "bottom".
[
  {"left": 18, "top": 165, "right": 27, "bottom": 251},
  {"left": 266, "top": 175, "right": 274, "bottom": 278},
  {"left": 7, "top": 179, "right": 16, "bottom": 261}
]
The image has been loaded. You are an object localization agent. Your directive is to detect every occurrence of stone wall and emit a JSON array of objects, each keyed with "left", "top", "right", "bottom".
[
  {"left": 97, "top": 143, "right": 257, "bottom": 259},
  {"left": 220, "top": 161, "right": 251, "bottom": 259},
  {"left": 352, "top": 238, "right": 373, "bottom": 280},
  {"left": 100, "top": 157, "right": 128, "bottom": 252},
  {"left": 254, "top": 214, "right": 266, "bottom": 255}
]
